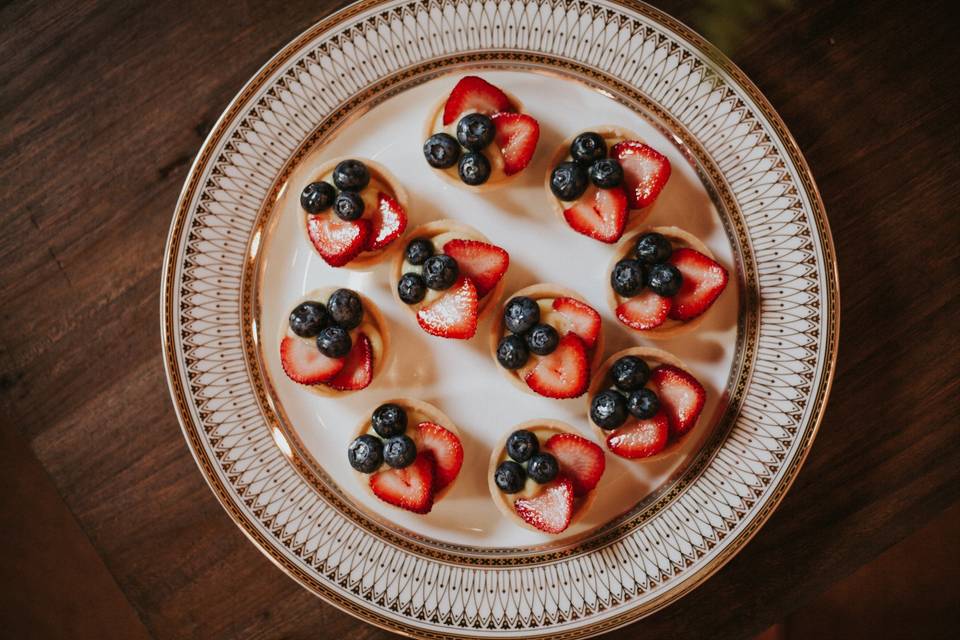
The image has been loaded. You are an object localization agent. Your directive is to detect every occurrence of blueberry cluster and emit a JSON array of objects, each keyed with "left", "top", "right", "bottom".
[
  {"left": 423, "top": 113, "right": 495, "bottom": 186},
  {"left": 611, "top": 232, "right": 683, "bottom": 298},
  {"left": 397, "top": 237, "right": 459, "bottom": 304},
  {"left": 299, "top": 159, "right": 371, "bottom": 221},
  {"left": 590, "top": 356, "right": 661, "bottom": 430},
  {"left": 494, "top": 430, "right": 559, "bottom": 493},
  {"left": 549, "top": 131, "right": 623, "bottom": 201},
  {"left": 288, "top": 288, "right": 364, "bottom": 358},
  {"left": 495, "top": 296, "right": 559, "bottom": 370},
  {"left": 348, "top": 403, "right": 417, "bottom": 473}
]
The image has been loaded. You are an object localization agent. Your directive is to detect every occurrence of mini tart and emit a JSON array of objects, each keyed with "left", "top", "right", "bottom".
[
  {"left": 587, "top": 347, "right": 694, "bottom": 462},
  {"left": 352, "top": 398, "right": 462, "bottom": 505},
  {"left": 279, "top": 288, "right": 390, "bottom": 396},
  {"left": 303, "top": 157, "right": 408, "bottom": 269},
  {"left": 487, "top": 420, "right": 599, "bottom": 533},
  {"left": 608, "top": 225, "right": 716, "bottom": 339},
  {"left": 488, "top": 283, "right": 604, "bottom": 397},
  {"left": 391, "top": 219, "right": 507, "bottom": 321}
]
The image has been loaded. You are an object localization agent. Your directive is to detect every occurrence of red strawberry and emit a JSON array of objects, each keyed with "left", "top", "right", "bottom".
[
  {"left": 514, "top": 477, "right": 574, "bottom": 534},
  {"left": 523, "top": 333, "right": 589, "bottom": 399},
  {"left": 366, "top": 191, "right": 407, "bottom": 251},
  {"left": 610, "top": 140, "right": 671, "bottom": 209},
  {"left": 442, "top": 76, "right": 514, "bottom": 125},
  {"left": 415, "top": 422, "right": 463, "bottom": 491},
  {"left": 416, "top": 276, "right": 479, "bottom": 339},
  {"left": 306, "top": 215, "right": 371, "bottom": 267},
  {"left": 606, "top": 412, "right": 670, "bottom": 459},
  {"left": 649, "top": 365, "right": 706, "bottom": 436},
  {"left": 551, "top": 297, "right": 601, "bottom": 349},
  {"left": 491, "top": 112, "right": 539, "bottom": 175},
  {"left": 615, "top": 290, "right": 672, "bottom": 330},
  {"left": 325, "top": 331, "right": 373, "bottom": 391},
  {"left": 667, "top": 248, "right": 729, "bottom": 321},
  {"left": 562, "top": 185, "right": 628, "bottom": 243},
  {"left": 442, "top": 239, "right": 509, "bottom": 298},
  {"left": 279, "top": 336, "right": 345, "bottom": 384},
  {"left": 369, "top": 454, "right": 434, "bottom": 514},
  {"left": 543, "top": 433, "right": 605, "bottom": 497}
]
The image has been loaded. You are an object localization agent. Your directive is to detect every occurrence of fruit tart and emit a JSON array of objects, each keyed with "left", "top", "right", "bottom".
[
  {"left": 348, "top": 400, "right": 464, "bottom": 514},
  {"left": 547, "top": 127, "right": 672, "bottom": 243},
  {"left": 300, "top": 157, "right": 408, "bottom": 267},
  {"left": 609, "top": 226, "right": 728, "bottom": 337},
  {"left": 422, "top": 75, "right": 540, "bottom": 190},
  {"left": 279, "top": 288, "right": 389, "bottom": 394},
  {"left": 488, "top": 421, "right": 605, "bottom": 534},
  {"left": 489, "top": 284, "right": 603, "bottom": 399},
  {"left": 392, "top": 220, "right": 509, "bottom": 340},
  {"left": 587, "top": 348, "right": 706, "bottom": 460}
]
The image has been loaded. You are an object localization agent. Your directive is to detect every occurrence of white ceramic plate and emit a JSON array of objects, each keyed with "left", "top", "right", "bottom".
[{"left": 162, "top": 1, "right": 838, "bottom": 637}]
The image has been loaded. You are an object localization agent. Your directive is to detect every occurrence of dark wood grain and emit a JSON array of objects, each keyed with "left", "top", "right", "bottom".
[{"left": 1, "top": 0, "right": 957, "bottom": 638}]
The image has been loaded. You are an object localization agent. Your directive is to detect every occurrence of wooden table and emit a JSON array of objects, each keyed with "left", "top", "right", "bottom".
[{"left": 1, "top": 0, "right": 957, "bottom": 637}]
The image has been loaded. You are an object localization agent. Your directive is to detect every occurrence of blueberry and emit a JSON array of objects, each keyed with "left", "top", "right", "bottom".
[
  {"left": 288, "top": 301, "right": 328, "bottom": 337},
  {"left": 383, "top": 435, "right": 417, "bottom": 469},
  {"left": 300, "top": 181, "right": 336, "bottom": 214},
  {"left": 506, "top": 430, "right": 539, "bottom": 463},
  {"left": 456, "top": 113, "right": 495, "bottom": 150},
  {"left": 333, "top": 191, "right": 364, "bottom": 221},
  {"left": 423, "top": 133, "right": 460, "bottom": 169},
  {"left": 327, "top": 289, "right": 363, "bottom": 329},
  {"left": 422, "top": 254, "right": 458, "bottom": 290},
  {"left": 589, "top": 158, "right": 624, "bottom": 188},
  {"left": 497, "top": 334, "right": 529, "bottom": 369},
  {"left": 495, "top": 460, "right": 526, "bottom": 493},
  {"left": 610, "top": 356, "right": 650, "bottom": 391},
  {"left": 526, "top": 453, "right": 559, "bottom": 484},
  {"left": 332, "top": 159, "right": 370, "bottom": 191},
  {"left": 647, "top": 263, "right": 683, "bottom": 297},
  {"left": 503, "top": 296, "right": 540, "bottom": 334},
  {"left": 316, "top": 325, "right": 352, "bottom": 358},
  {"left": 348, "top": 434, "right": 383, "bottom": 473},
  {"left": 458, "top": 152, "right": 491, "bottom": 185},
  {"left": 405, "top": 238, "right": 434, "bottom": 266},
  {"left": 570, "top": 132, "right": 607, "bottom": 166},
  {"left": 549, "top": 161, "right": 589, "bottom": 201},
  {"left": 525, "top": 323, "right": 559, "bottom": 356},
  {"left": 591, "top": 389, "right": 628, "bottom": 430},
  {"left": 611, "top": 259, "right": 646, "bottom": 297},
  {"left": 372, "top": 403, "right": 407, "bottom": 438},
  {"left": 627, "top": 388, "right": 660, "bottom": 419},
  {"left": 634, "top": 232, "right": 673, "bottom": 265},
  {"left": 397, "top": 272, "right": 427, "bottom": 304}
]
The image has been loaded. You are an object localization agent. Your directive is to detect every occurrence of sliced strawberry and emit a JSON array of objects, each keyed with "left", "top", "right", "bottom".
[
  {"left": 325, "top": 331, "right": 373, "bottom": 391},
  {"left": 415, "top": 422, "right": 463, "bottom": 491},
  {"left": 306, "top": 215, "right": 370, "bottom": 267},
  {"left": 606, "top": 411, "right": 670, "bottom": 459},
  {"left": 562, "top": 185, "right": 628, "bottom": 244},
  {"left": 279, "top": 336, "right": 345, "bottom": 385},
  {"left": 523, "top": 333, "right": 589, "bottom": 399},
  {"left": 369, "top": 453, "right": 434, "bottom": 514},
  {"left": 615, "top": 290, "right": 672, "bottom": 330},
  {"left": 416, "top": 276, "right": 479, "bottom": 339},
  {"left": 441, "top": 239, "right": 509, "bottom": 298},
  {"left": 514, "top": 477, "right": 574, "bottom": 534},
  {"left": 611, "top": 140, "right": 672, "bottom": 209},
  {"left": 442, "top": 76, "right": 514, "bottom": 125},
  {"left": 490, "top": 112, "right": 539, "bottom": 175},
  {"left": 366, "top": 191, "right": 407, "bottom": 251},
  {"left": 551, "top": 297, "right": 601, "bottom": 349},
  {"left": 649, "top": 364, "right": 706, "bottom": 437},
  {"left": 667, "top": 248, "right": 729, "bottom": 321},
  {"left": 543, "top": 433, "right": 605, "bottom": 497}
]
